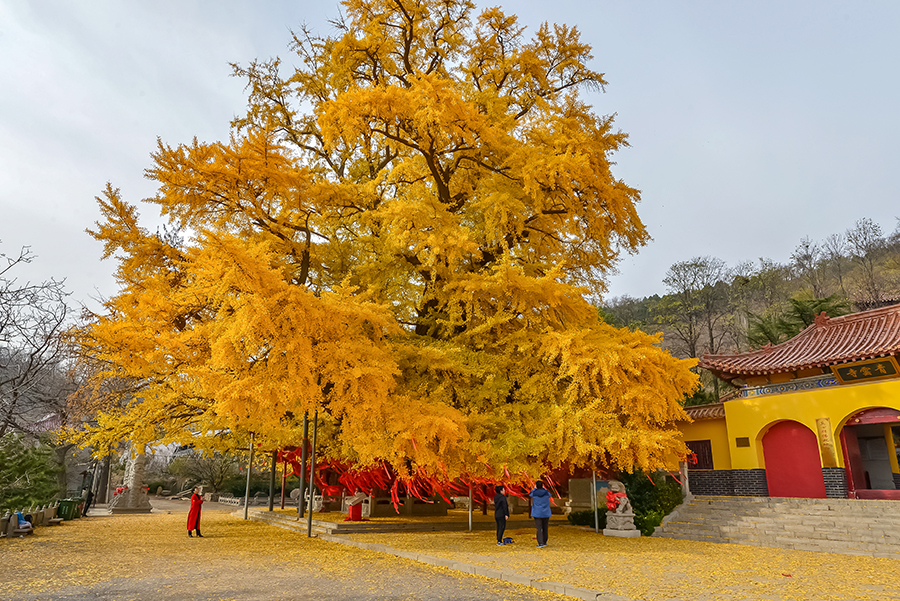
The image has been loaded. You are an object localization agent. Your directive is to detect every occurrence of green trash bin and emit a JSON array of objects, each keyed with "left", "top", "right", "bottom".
[
  {"left": 71, "top": 497, "right": 84, "bottom": 518},
  {"left": 58, "top": 499, "right": 78, "bottom": 520}
]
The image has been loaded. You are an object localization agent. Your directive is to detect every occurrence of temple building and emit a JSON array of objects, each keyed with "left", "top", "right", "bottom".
[{"left": 680, "top": 304, "right": 900, "bottom": 500}]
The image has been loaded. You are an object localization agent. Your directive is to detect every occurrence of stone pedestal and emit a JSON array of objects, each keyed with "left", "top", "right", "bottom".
[
  {"left": 604, "top": 510, "right": 640, "bottom": 537},
  {"left": 603, "top": 528, "right": 641, "bottom": 537}
]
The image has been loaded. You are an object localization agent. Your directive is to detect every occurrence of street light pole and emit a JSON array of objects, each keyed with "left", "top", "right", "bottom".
[
  {"left": 243, "top": 432, "right": 255, "bottom": 520},
  {"left": 306, "top": 409, "right": 319, "bottom": 537},
  {"left": 468, "top": 484, "right": 473, "bottom": 532},
  {"left": 297, "top": 412, "right": 309, "bottom": 519},
  {"left": 268, "top": 450, "right": 277, "bottom": 511}
]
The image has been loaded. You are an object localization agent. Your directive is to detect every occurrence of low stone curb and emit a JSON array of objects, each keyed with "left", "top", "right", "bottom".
[{"left": 316, "top": 532, "right": 628, "bottom": 601}]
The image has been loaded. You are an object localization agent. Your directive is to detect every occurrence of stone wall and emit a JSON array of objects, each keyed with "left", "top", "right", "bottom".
[
  {"left": 688, "top": 468, "right": 768, "bottom": 497},
  {"left": 688, "top": 470, "right": 734, "bottom": 496},
  {"left": 823, "top": 467, "right": 849, "bottom": 498},
  {"left": 732, "top": 469, "right": 769, "bottom": 496}
]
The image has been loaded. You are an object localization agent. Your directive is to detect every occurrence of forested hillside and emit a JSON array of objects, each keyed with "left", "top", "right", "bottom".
[{"left": 602, "top": 218, "right": 900, "bottom": 403}]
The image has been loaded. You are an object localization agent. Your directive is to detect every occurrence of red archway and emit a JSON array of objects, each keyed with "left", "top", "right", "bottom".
[
  {"left": 839, "top": 407, "right": 900, "bottom": 500},
  {"left": 762, "top": 420, "right": 827, "bottom": 498}
]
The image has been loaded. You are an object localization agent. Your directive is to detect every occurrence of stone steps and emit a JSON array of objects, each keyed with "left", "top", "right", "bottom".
[
  {"left": 236, "top": 510, "right": 336, "bottom": 535},
  {"left": 654, "top": 495, "right": 900, "bottom": 557}
]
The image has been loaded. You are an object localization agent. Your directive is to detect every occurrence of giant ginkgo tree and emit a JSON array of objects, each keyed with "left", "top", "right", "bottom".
[{"left": 70, "top": 0, "right": 697, "bottom": 485}]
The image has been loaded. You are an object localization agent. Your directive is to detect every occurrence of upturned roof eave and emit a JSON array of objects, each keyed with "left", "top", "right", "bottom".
[{"left": 699, "top": 305, "right": 900, "bottom": 378}]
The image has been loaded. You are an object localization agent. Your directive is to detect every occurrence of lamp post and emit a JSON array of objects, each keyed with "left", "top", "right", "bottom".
[
  {"left": 297, "top": 412, "right": 308, "bottom": 519},
  {"left": 306, "top": 409, "right": 319, "bottom": 537},
  {"left": 243, "top": 432, "right": 255, "bottom": 520},
  {"left": 468, "top": 484, "right": 473, "bottom": 532},
  {"left": 268, "top": 451, "right": 277, "bottom": 511}
]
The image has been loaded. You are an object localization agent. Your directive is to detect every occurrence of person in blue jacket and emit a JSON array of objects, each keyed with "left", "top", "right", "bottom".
[{"left": 529, "top": 481, "right": 551, "bottom": 548}]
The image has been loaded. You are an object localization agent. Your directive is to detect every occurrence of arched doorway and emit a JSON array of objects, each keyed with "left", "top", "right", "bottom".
[
  {"left": 762, "top": 420, "right": 827, "bottom": 498},
  {"left": 839, "top": 407, "right": 900, "bottom": 499}
]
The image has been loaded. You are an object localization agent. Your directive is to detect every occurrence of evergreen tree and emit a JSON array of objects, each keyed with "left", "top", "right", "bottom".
[{"left": 0, "top": 434, "right": 63, "bottom": 511}]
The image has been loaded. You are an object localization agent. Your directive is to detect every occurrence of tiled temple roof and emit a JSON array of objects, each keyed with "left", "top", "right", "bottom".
[
  {"left": 684, "top": 403, "right": 725, "bottom": 420},
  {"left": 700, "top": 304, "right": 900, "bottom": 378}
]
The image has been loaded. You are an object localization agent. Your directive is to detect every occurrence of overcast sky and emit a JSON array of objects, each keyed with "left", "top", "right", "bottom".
[{"left": 2, "top": 1, "right": 899, "bottom": 312}]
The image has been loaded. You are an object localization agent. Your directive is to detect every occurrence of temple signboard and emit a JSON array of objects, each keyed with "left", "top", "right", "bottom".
[{"left": 832, "top": 356, "right": 900, "bottom": 385}]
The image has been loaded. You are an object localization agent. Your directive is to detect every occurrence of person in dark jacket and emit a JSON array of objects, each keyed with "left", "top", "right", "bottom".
[
  {"left": 81, "top": 489, "right": 94, "bottom": 517},
  {"left": 529, "top": 481, "right": 552, "bottom": 548},
  {"left": 493, "top": 485, "right": 509, "bottom": 545}
]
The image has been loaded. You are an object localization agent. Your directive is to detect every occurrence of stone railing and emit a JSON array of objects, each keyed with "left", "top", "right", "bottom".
[
  {"left": 217, "top": 493, "right": 242, "bottom": 507},
  {"left": 216, "top": 492, "right": 272, "bottom": 507}
]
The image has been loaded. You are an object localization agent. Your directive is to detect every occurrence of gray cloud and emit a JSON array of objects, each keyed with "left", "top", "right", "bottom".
[{"left": 2, "top": 1, "right": 898, "bottom": 310}]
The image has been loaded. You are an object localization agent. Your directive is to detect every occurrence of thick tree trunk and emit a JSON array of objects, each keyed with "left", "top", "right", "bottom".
[{"left": 54, "top": 443, "right": 74, "bottom": 496}]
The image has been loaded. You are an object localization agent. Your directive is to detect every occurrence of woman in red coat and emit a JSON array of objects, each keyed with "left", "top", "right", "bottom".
[{"left": 187, "top": 487, "right": 203, "bottom": 537}]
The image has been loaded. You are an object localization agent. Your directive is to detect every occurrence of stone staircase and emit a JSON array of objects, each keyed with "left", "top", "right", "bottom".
[
  {"left": 654, "top": 495, "right": 900, "bottom": 558},
  {"left": 236, "top": 510, "right": 336, "bottom": 535}
]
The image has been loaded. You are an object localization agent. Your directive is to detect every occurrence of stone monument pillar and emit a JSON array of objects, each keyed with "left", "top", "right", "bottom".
[
  {"left": 602, "top": 479, "right": 640, "bottom": 538},
  {"left": 109, "top": 443, "right": 153, "bottom": 514}
]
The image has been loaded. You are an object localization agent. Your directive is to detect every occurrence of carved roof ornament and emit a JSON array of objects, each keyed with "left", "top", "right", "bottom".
[{"left": 814, "top": 311, "right": 830, "bottom": 327}]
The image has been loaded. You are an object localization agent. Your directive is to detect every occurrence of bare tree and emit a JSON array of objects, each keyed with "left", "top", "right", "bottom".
[
  {"left": 0, "top": 245, "right": 71, "bottom": 438},
  {"left": 169, "top": 451, "right": 237, "bottom": 493},
  {"left": 845, "top": 218, "right": 886, "bottom": 306},
  {"left": 657, "top": 257, "right": 731, "bottom": 399},
  {"left": 658, "top": 257, "right": 730, "bottom": 354},
  {"left": 790, "top": 236, "right": 826, "bottom": 298},
  {"left": 743, "top": 258, "right": 792, "bottom": 311},
  {"left": 822, "top": 233, "right": 849, "bottom": 297},
  {"left": 726, "top": 261, "right": 756, "bottom": 352},
  {"left": 602, "top": 294, "right": 655, "bottom": 331}
]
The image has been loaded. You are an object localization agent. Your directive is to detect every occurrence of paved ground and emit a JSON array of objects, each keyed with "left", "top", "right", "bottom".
[
  {"left": 345, "top": 526, "right": 900, "bottom": 601},
  {"left": 1, "top": 499, "right": 567, "bottom": 601},
  {"left": 7, "top": 499, "right": 900, "bottom": 600}
]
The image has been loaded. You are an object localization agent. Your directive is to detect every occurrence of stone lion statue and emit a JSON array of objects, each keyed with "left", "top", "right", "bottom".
[{"left": 605, "top": 479, "right": 633, "bottom": 514}]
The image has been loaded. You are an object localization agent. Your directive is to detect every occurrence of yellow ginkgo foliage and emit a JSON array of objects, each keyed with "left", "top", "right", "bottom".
[{"left": 70, "top": 0, "right": 697, "bottom": 481}]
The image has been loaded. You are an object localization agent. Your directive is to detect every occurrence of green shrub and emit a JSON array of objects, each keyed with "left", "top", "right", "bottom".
[
  {"left": 224, "top": 474, "right": 272, "bottom": 497},
  {"left": 145, "top": 480, "right": 176, "bottom": 494},
  {"left": 567, "top": 508, "right": 606, "bottom": 529},
  {"left": 620, "top": 471, "right": 683, "bottom": 536}
]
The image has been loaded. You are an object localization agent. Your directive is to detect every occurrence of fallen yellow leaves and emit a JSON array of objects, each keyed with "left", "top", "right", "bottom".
[
  {"left": 4, "top": 510, "right": 897, "bottom": 600},
  {"left": 348, "top": 525, "right": 900, "bottom": 601},
  {"left": 0, "top": 512, "right": 565, "bottom": 601}
]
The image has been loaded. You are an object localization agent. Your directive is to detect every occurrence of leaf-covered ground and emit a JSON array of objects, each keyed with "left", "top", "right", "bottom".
[
  {"left": 349, "top": 524, "right": 900, "bottom": 601},
  {"left": 0, "top": 510, "right": 567, "bottom": 601},
  {"left": 3, "top": 506, "right": 899, "bottom": 600},
  {"left": 272, "top": 507, "right": 561, "bottom": 525}
]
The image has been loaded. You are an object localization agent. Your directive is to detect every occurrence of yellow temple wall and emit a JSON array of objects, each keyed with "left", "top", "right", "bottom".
[
  {"left": 722, "top": 378, "right": 900, "bottom": 470},
  {"left": 678, "top": 418, "right": 732, "bottom": 470}
]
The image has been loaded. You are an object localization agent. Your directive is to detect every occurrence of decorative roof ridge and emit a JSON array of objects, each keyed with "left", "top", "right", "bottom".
[
  {"left": 684, "top": 402, "right": 726, "bottom": 420},
  {"left": 683, "top": 401, "right": 724, "bottom": 409},
  {"left": 703, "top": 321, "right": 819, "bottom": 362},
  {"left": 822, "top": 303, "right": 900, "bottom": 324},
  {"left": 701, "top": 303, "right": 900, "bottom": 364}
]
